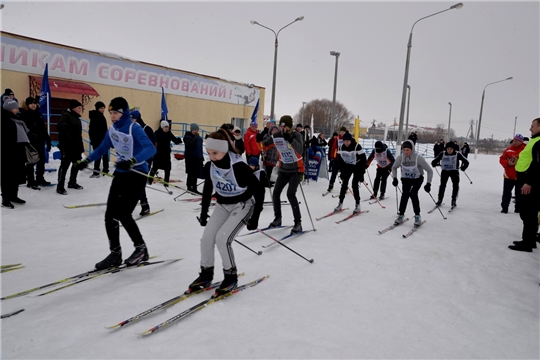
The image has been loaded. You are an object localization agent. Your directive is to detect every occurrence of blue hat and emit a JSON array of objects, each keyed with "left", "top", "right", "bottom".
[
  {"left": 514, "top": 134, "right": 524, "bottom": 142},
  {"left": 130, "top": 110, "right": 141, "bottom": 120},
  {"left": 250, "top": 120, "right": 258, "bottom": 126},
  {"left": 248, "top": 157, "right": 259, "bottom": 167}
]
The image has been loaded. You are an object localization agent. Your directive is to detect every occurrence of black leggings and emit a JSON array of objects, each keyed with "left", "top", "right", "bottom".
[
  {"left": 399, "top": 177, "right": 424, "bottom": 215},
  {"left": 373, "top": 167, "right": 391, "bottom": 195},
  {"left": 272, "top": 171, "right": 302, "bottom": 222}
]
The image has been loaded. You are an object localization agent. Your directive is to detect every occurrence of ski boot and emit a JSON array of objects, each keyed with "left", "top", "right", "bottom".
[
  {"left": 269, "top": 216, "right": 282, "bottom": 228},
  {"left": 451, "top": 199, "right": 457, "bottom": 208},
  {"left": 379, "top": 193, "right": 385, "bottom": 200},
  {"left": 435, "top": 199, "right": 443, "bottom": 206},
  {"left": 124, "top": 244, "right": 149, "bottom": 266},
  {"left": 95, "top": 250, "right": 122, "bottom": 270},
  {"left": 334, "top": 202, "right": 343, "bottom": 212},
  {"left": 414, "top": 214, "right": 422, "bottom": 227},
  {"left": 291, "top": 220, "right": 302, "bottom": 234},
  {"left": 188, "top": 266, "right": 214, "bottom": 293},
  {"left": 214, "top": 268, "right": 238, "bottom": 297},
  {"left": 139, "top": 203, "right": 150, "bottom": 216},
  {"left": 394, "top": 214, "right": 405, "bottom": 225},
  {"left": 56, "top": 186, "right": 68, "bottom": 195},
  {"left": 353, "top": 203, "right": 361, "bottom": 214}
]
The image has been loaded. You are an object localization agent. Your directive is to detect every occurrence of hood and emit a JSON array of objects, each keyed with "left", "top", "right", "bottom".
[
  {"left": 402, "top": 139, "right": 415, "bottom": 153},
  {"left": 112, "top": 109, "right": 132, "bottom": 130}
]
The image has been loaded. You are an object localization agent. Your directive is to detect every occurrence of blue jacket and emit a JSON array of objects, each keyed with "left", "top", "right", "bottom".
[{"left": 88, "top": 110, "right": 156, "bottom": 173}]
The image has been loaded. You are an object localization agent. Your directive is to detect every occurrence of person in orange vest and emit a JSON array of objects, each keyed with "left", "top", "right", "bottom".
[{"left": 499, "top": 134, "right": 526, "bottom": 213}]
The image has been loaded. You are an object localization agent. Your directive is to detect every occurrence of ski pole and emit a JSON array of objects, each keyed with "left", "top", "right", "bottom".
[
  {"left": 257, "top": 229, "right": 314, "bottom": 264},
  {"left": 81, "top": 168, "right": 172, "bottom": 195},
  {"left": 428, "top": 192, "right": 447, "bottom": 220},
  {"left": 174, "top": 181, "right": 204, "bottom": 201},
  {"left": 435, "top": 167, "right": 441, "bottom": 177},
  {"left": 366, "top": 167, "right": 374, "bottom": 190},
  {"left": 463, "top": 171, "right": 473, "bottom": 184},
  {"left": 395, "top": 183, "right": 399, "bottom": 215},
  {"left": 129, "top": 168, "right": 200, "bottom": 196},
  {"left": 297, "top": 173, "right": 316, "bottom": 232},
  {"left": 362, "top": 182, "right": 385, "bottom": 209},
  {"left": 388, "top": 171, "right": 402, "bottom": 194},
  {"left": 234, "top": 239, "right": 262, "bottom": 256}
]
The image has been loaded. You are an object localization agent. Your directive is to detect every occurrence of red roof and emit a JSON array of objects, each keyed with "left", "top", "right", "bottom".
[{"left": 30, "top": 76, "right": 99, "bottom": 96}]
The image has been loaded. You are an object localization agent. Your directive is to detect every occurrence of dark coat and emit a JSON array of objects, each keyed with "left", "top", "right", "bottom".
[
  {"left": 1, "top": 109, "right": 28, "bottom": 186},
  {"left": 183, "top": 130, "right": 203, "bottom": 175},
  {"left": 337, "top": 139, "right": 367, "bottom": 178},
  {"left": 21, "top": 108, "right": 51, "bottom": 150},
  {"left": 57, "top": 109, "right": 84, "bottom": 157},
  {"left": 153, "top": 127, "right": 182, "bottom": 170},
  {"left": 88, "top": 110, "right": 108, "bottom": 147}
]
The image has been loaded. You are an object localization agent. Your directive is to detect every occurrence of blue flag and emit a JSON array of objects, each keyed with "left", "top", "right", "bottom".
[
  {"left": 161, "top": 87, "right": 168, "bottom": 120},
  {"left": 250, "top": 98, "right": 259, "bottom": 124},
  {"left": 39, "top": 63, "right": 51, "bottom": 117}
]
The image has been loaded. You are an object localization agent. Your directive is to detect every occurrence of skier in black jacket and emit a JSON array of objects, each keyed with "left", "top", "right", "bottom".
[
  {"left": 431, "top": 141, "right": 469, "bottom": 207},
  {"left": 89, "top": 101, "right": 109, "bottom": 177}
]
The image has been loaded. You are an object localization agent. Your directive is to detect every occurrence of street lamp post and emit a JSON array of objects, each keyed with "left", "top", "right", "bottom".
[
  {"left": 330, "top": 51, "right": 340, "bottom": 132},
  {"left": 250, "top": 16, "right": 304, "bottom": 121},
  {"left": 397, "top": 3, "right": 463, "bottom": 154},
  {"left": 302, "top": 101, "right": 307, "bottom": 124},
  {"left": 405, "top": 85, "right": 411, "bottom": 136},
  {"left": 447, "top": 102, "right": 452, "bottom": 142},
  {"left": 513, "top": 116, "right": 517, "bottom": 137},
  {"left": 474, "top": 76, "right": 513, "bottom": 159}
]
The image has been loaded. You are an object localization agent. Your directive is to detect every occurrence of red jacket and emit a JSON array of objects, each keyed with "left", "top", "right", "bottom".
[
  {"left": 499, "top": 143, "right": 526, "bottom": 180},
  {"left": 243, "top": 127, "right": 261, "bottom": 157},
  {"left": 328, "top": 135, "right": 342, "bottom": 160}
]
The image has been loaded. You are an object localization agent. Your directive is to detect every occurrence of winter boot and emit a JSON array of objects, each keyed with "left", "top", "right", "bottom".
[
  {"left": 353, "top": 202, "right": 361, "bottom": 214},
  {"left": 414, "top": 214, "right": 422, "bottom": 227},
  {"left": 269, "top": 216, "right": 282, "bottom": 228},
  {"left": 90, "top": 172, "right": 100, "bottom": 178},
  {"left": 435, "top": 199, "right": 443, "bottom": 206},
  {"left": 2, "top": 200, "right": 14, "bottom": 209},
  {"left": 56, "top": 186, "right": 68, "bottom": 195},
  {"left": 379, "top": 193, "right": 385, "bottom": 200},
  {"left": 334, "top": 202, "right": 343, "bottom": 212},
  {"left": 95, "top": 250, "right": 122, "bottom": 270},
  {"left": 188, "top": 266, "right": 214, "bottom": 293},
  {"left": 36, "top": 178, "right": 51, "bottom": 186},
  {"left": 214, "top": 269, "right": 238, "bottom": 297},
  {"left": 394, "top": 214, "right": 405, "bottom": 225},
  {"left": 11, "top": 197, "right": 26, "bottom": 204},
  {"left": 139, "top": 203, "right": 150, "bottom": 216},
  {"left": 124, "top": 244, "right": 149, "bottom": 266},
  {"left": 27, "top": 182, "right": 40, "bottom": 190},
  {"left": 291, "top": 220, "right": 302, "bottom": 234},
  {"left": 68, "top": 182, "right": 84, "bottom": 190}
]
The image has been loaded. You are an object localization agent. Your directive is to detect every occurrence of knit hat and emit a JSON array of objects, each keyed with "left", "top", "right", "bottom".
[
  {"left": 269, "top": 119, "right": 276, "bottom": 124},
  {"left": 108, "top": 97, "right": 128, "bottom": 113},
  {"left": 69, "top": 99, "right": 82, "bottom": 110},
  {"left": 25, "top": 96, "right": 37, "bottom": 106},
  {"left": 333, "top": 132, "right": 338, "bottom": 137},
  {"left": 375, "top": 141, "right": 384, "bottom": 151},
  {"left": 190, "top": 123, "right": 199, "bottom": 131},
  {"left": 3, "top": 99, "right": 19, "bottom": 111},
  {"left": 160, "top": 120, "right": 170, "bottom": 128},
  {"left": 342, "top": 132, "right": 353, "bottom": 141},
  {"left": 248, "top": 157, "right": 259, "bottom": 167},
  {"left": 339, "top": 126, "right": 347, "bottom": 132},
  {"left": 514, "top": 134, "right": 524, "bottom": 142},
  {"left": 130, "top": 110, "right": 141, "bottom": 120},
  {"left": 279, "top": 115, "right": 293, "bottom": 129},
  {"left": 233, "top": 126, "right": 241, "bottom": 133},
  {"left": 4, "top": 88, "right": 14, "bottom": 96},
  {"left": 250, "top": 120, "right": 258, "bottom": 126},
  {"left": 446, "top": 141, "right": 455, "bottom": 149},
  {"left": 94, "top": 101, "right": 106, "bottom": 110},
  {"left": 296, "top": 124, "right": 303, "bottom": 129},
  {"left": 401, "top": 140, "right": 414, "bottom": 150}
]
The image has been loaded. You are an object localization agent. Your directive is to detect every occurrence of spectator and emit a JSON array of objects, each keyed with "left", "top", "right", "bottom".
[
  {"left": 460, "top": 142, "right": 471, "bottom": 158},
  {"left": 56, "top": 99, "right": 85, "bottom": 195},
  {"left": 408, "top": 131, "right": 418, "bottom": 145},
  {"left": 1, "top": 88, "right": 18, "bottom": 108},
  {"left": 150, "top": 120, "right": 182, "bottom": 186},
  {"left": 261, "top": 124, "right": 280, "bottom": 186},
  {"left": 232, "top": 126, "right": 245, "bottom": 155},
  {"left": 244, "top": 120, "right": 261, "bottom": 162},
  {"left": 89, "top": 101, "right": 109, "bottom": 177},
  {"left": 184, "top": 123, "right": 204, "bottom": 194},
  {"left": 499, "top": 134, "right": 526, "bottom": 213}
]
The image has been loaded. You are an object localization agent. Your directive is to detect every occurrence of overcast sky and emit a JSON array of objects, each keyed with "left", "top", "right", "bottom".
[{"left": 1, "top": 1, "right": 538, "bottom": 140}]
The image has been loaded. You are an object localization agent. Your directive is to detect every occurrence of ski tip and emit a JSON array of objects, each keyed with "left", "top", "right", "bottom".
[{"left": 105, "top": 324, "right": 121, "bottom": 330}]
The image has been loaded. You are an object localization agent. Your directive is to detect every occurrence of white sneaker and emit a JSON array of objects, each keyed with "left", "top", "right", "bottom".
[
  {"left": 394, "top": 214, "right": 405, "bottom": 225},
  {"left": 334, "top": 202, "right": 343, "bottom": 212},
  {"left": 414, "top": 214, "right": 422, "bottom": 226},
  {"left": 353, "top": 203, "right": 361, "bottom": 214}
]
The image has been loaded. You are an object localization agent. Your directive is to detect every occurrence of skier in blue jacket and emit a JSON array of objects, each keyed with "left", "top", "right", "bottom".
[{"left": 75, "top": 97, "right": 156, "bottom": 270}]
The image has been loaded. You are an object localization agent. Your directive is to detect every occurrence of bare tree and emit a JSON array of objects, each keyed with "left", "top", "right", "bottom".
[{"left": 294, "top": 99, "right": 354, "bottom": 134}]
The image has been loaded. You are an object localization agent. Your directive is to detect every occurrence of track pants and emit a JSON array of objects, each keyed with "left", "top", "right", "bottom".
[{"left": 399, "top": 177, "right": 424, "bottom": 215}]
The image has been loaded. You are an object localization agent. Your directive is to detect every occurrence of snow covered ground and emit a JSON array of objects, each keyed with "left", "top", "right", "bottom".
[{"left": 1, "top": 151, "right": 538, "bottom": 359}]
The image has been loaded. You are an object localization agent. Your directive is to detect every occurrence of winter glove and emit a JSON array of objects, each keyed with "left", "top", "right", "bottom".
[
  {"left": 431, "top": 160, "right": 438, "bottom": 167},
  {"left": 424, "top": 183, "right": 431, "bottom": 193},
  {"left": 283, "top": 131, "right": 293, "bottom": 143},
  {"left": 74, "top": 158, "right": 90, "bottom": 171},
  {"left": 246, "top": 215, "right": 259, "bottom": 231},
  {"left": 460, "top": 165, "right": 467, "bottom": 171},
  {"left": 197, "top": 213, "right": 208, "bottom": 227},
  {"left": 392, "top": 177, "right": 399, "bottom": 187},
  {"left": 116, "top": 158, "right": 136, "bottom": 171}
]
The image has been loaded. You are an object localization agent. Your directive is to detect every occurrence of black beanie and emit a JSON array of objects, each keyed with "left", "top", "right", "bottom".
[
  {"left": 25, "top": 96, "right": 37, "bottom": 106},
  {"left": 333, "top": 132, "right": 338, "bottom": 137},
  {"left": 342, "top": 132, "right": 353, "bottom": 141},
  {"left": 279, "top": 115, "right": 293, "bottom": 129},
  {"left": 401, "top": 141, "right": 413, "bottom": 150},
  {"left": 375, "top": 141, "right": 384, "bottom": 151},
  {"left": 94, "top": 101, "right": 106, "bottom": 110},
  {"left": 69, "top": 99, "right": 82, "bottom": 110},
  {"left": 108, "top": 97, "right": 128, "bottom": 114}
]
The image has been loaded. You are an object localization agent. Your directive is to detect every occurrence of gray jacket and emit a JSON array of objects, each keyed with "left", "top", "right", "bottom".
[
  {"left": 271, "top": 130, "right": 304, "bottom": 173},
  {"left": 391, "top": 140, "right": 433, "bottom": 183}
]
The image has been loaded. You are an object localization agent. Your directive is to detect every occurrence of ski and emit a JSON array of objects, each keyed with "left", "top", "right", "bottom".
[
  {"left": 33, "top": 258, "right": 181, "bottom": 297},
  {"left": 322, "top": 190, "right": 332, "bottom": 197},
  {"left": 1, "top": 263, "right": 22, "bottom": 269},
  {"left": 1, "top": 266, "right": 25, "bottom": 273},
  {"left": 335, "top": 210, "right": 370, "bottom": 224},
  {"left": 378, "top": 218, "right": 410, "bottom": 234},
  {"left": 179, "top": 197, "right": 216, "bottom": 203},
  {"left": 369, "top": 198, "right": 386, "bottom": 205},
  {"left": 106, "top": 273, "right": 245, "bottom": 329},
  {"left": 237, "top": 225, "right": 293, "bottom": 238},
  {"left": 402, "top": 221, "right": 426, "bottom": 238},
  {"left": 132, "top": 209, "right": 164, "bottom": 222},
  {"left": 261, "top": 230, "right": 315, "bottom": 248},
  {"left": 138, "top": 276, "right": 269, "bottom": 336},
  {"left": 1, "top": 309, "right": 24, "bottom": 319},
  {"left": 427, "top": 203, "right": 444, "bottom": 214},
  {"left": 63, "top": 202, "right": 107, "bottom": 209},
  {"left": 316, "top": 208, "right": 349, "bottom": 221}
]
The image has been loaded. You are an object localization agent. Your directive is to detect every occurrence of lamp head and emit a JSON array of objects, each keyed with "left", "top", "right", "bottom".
[
  {"left": 449, "top": 102, "right": 452, "bottom": 106},
  {"left": 250, "top": 20, "right": 258, "bottom": 25},
  {"left": 330, "top": 51, "right": 340, "bottom": 57},
  {"left": 506, "top": 77, "right": 513, "bottom": 80},
  {"left": 296, "top": 16, "right": 305, "bottom": 21},
  {"left": 450, "top": 3, "right": 464, "bottom": 9}
]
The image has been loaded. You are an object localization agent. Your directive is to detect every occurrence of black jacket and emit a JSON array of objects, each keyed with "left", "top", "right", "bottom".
[
  {"left": 337, "top": 139, "right": 367, "bottom": 177},
  {"left": 153, "top": 127, "right": 182, "bottom": 170},
  {"left": 57, "top": 109, "right": 84, "bottom": 155},
  {"left": 21, "top": 108, "right": 51, "bottom": 150},
  {"left": 88, "top": 110, "right": 108, "bottom": 147}
]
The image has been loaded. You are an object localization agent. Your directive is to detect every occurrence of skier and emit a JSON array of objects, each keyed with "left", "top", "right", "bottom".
[
  {"left": 431, "top": 141, "right": 469, "bottom": 207},
  {"left": 189, "top": 129, "right": 264, "bottom": 297},
  {"left": 266, "top": 115, "right": 305, "bottom": 234},
  {"left": 333, "top": 132, "right": 366, "bottom": 214},
  {"left": 391, "top": 140, "right": 433, "bottom": 226},
  {"left": 75, "top": 97, "right": 156, "bottom": 270},
  {"left": 248, "top": 155, "right": 270, "bottom": 191},
  {"left": 365, "top": 140, "right": 395, "bottom": 200}
]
